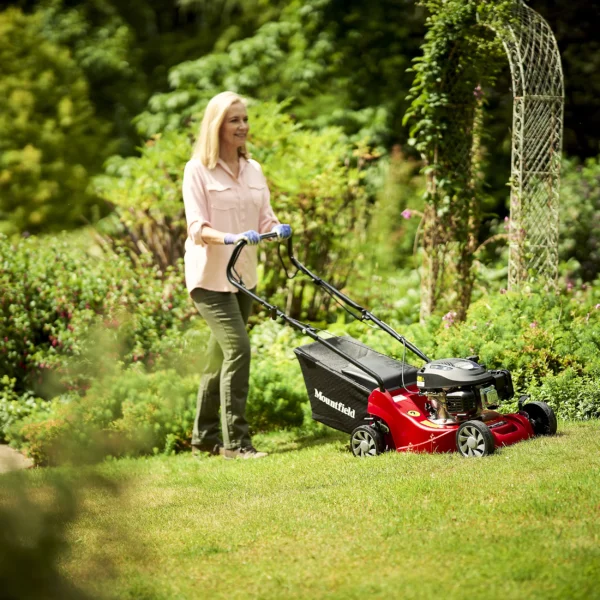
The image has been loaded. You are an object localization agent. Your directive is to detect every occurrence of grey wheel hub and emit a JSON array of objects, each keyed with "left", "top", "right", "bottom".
[
  {"left": 352, "top": 431, "right": 377, "bottom": 457},
  {"left": 458, "top": 426, "right": 486, "bottom": 457}
]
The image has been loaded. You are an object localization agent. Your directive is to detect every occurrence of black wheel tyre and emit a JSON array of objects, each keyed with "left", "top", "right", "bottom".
[
  {"left": 456, "top": 420, "right": 495, "bottom": 458},
  {"left": 522, "top": 401, "right": 557, "bottom": 435},
  {"left": 350, "top": 425, "right": 384, "bottom": 458}
]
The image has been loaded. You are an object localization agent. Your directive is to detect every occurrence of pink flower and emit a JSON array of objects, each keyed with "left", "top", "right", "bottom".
[
  {"left": 442, "top": 311, "right": 458, "bottom": 328},
  {"left": 595, "top": 304, "right": 600, "bottom": 310},
  {"left": 500, "top": 288, "right": 507, "bottom": 295},
  {"left": 401, "top": 209, "right": 412, "bottom": 220},
  {"left": 530, "top": 321, "right": 538, "bottom": 329}
]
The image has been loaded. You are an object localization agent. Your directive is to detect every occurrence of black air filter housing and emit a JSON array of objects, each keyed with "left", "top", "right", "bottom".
[{"left": 417, "top": 358, "right": 493, "bottom": 390}]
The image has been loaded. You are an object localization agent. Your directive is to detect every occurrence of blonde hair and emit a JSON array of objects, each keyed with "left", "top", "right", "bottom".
[{"left": 192, "top": 91, "right": 249, "bottom": 169}]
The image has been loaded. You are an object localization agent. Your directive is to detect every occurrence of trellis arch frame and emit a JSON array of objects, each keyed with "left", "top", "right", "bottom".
[{"left": 404, "top": 0, "right": 565, "bottom": 320}]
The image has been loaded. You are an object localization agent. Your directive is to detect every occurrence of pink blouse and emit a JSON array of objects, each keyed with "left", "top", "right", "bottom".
[{"left": 182, "top": 156, "right": 280, "bottom": 293}]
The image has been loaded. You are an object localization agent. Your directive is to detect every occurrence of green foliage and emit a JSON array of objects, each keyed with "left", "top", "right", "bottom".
[
  {"left": 0, "top": 469, "right": 111, "bottom": 600},
  {"left": 93, "top": 129, "right": 191, "bottom": 270},
  {"left": 9, "top": 367, "right": 197, "bottom": 466},
  {"left": 403, "top": 0, "right": 518, "bottom": 319},
  {"left": 36, "top": 0, "right": 147, "bottom": 156},
  {"left": 0, "top": 8, "right": 110, "bottom": 235},
  {"left": 0, "top": 376, "right": 50, "bottom": 443},
  {"left": 528, "top": 370, "right": 600, "bottom": 422},
  {"left": 363, "top": 147, "right": 425, "bottom": 272},
  {"left": 559, "top": 156, "right": 600, "bottom": 282},
  {"left": 134, "top": 0, "right": 425, "bottom": 148},
  {"left": 248, "top": 102, "right": 376, "bottom": 319},
  {"left": 247, "top": 320, "right": 310, "bottom": 430},
  {"left": 0, "top": 233, "right": 196, "bottom": 397},
  {"left": 12, "top": 341, "right": 307, "bottom": 465},
  {"left": 426, "top": 287, "right": 600, "bottom": 394},
  {"left": 95, "top": 100, "right": 377, "bottom": 320}
]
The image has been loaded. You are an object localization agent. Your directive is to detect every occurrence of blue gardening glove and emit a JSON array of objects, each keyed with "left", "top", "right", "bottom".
[
  {"left": 271, "top": 224, "right": 292, "bottom": 240},
  {"left": 224, "top": 230, "right": 261, "bottom": 245}
]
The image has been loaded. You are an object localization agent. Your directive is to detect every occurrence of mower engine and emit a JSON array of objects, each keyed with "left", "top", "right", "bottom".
[{"left": 416, "top": 358, "right": 514, "bottom": 424}]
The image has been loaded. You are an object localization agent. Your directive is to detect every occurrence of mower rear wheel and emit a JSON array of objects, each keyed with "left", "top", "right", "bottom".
[
  {"left": 522, "top": 401, "right": 557, "bottom": 435},
  {"left": 350, "top": 425, "right": 384, "bottom": 458},
  {"left": 456, "top": 420, "right": 495, "bottom": 458}
]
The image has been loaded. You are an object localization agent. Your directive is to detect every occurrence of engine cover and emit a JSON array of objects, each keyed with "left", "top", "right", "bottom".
[{"left": 417, "top": 358, "right": 494, "bottom": 389}]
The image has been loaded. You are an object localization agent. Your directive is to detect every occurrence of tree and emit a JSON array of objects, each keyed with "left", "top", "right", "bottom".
[
  {"left": 0, "top": 8, "right": 109, "bottom": 234},
  {"left": 133, "top": 0, "right": 426, "bottom": 150}
]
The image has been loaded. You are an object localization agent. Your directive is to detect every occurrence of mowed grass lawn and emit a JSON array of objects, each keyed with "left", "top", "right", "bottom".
[{"left": 22, "top": 422, "right": 600, "bottom": 599}]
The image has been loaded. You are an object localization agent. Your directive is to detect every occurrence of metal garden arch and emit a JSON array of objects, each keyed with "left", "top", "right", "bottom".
[{"left": 489, "top": 0, "right": 564, "bottom": 289}]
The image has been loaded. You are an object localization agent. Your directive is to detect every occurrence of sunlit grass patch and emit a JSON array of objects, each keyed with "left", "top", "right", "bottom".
[{"left": 6, "top": 421, "right": 600, "bottom": 600}]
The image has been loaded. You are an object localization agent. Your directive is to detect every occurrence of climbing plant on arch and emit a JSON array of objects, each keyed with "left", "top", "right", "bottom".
[{"left": 404, "top": 0, "right": 564, "bottom": 321}]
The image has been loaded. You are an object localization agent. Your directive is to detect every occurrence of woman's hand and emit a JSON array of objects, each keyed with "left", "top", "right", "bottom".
[
  {"left": 224, "top": 230, "right": 261, "bottom": 245},
  {"left": 271, "top": 224, "right": 292, "bottom": 240}
]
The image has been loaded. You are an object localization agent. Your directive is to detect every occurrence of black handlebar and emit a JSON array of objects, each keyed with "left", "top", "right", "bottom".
[{"left": 225, "top": 233, "right": 430, "bottom": 392}]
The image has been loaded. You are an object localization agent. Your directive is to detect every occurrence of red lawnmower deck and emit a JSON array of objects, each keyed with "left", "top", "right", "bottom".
[{"left": 226, "top": 234, "right": 557, "bottom": 458}]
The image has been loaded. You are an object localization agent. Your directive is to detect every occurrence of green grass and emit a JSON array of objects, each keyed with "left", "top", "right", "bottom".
[{"left": 9, "top": 422, "right": 600, "bottom": 599}]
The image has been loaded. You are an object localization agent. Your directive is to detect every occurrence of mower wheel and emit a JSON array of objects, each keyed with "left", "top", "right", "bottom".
[
  {"left": 350, "top": 425, "right": 384, "bottom": 458},
  {"left": 522, "top": 401, "right": 557, "bottom": 436},
  {"left": 456, "top": 420, "right": 495, "bottom": 458}
]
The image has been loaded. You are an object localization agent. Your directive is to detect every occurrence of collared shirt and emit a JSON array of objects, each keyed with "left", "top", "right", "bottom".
[{"left": 182, "top": 156, "right": 280, "bottom": 293}]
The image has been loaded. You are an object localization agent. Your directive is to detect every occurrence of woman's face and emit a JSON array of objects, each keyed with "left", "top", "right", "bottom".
[{"left": 219, "top": 102, "right": 249, "bottom": 151}]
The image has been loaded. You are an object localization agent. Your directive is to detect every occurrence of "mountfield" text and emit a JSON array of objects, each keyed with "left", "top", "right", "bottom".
[{"left": 314, "top": 389, "right": 355, "bottom": 418}]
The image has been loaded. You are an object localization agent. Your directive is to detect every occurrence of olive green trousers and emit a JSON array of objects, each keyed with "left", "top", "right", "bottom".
[{"left": 190, "top": 287, "right": 254, "bottom": 450}]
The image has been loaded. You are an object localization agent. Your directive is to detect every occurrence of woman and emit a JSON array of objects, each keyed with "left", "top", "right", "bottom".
[{"left": 182, "top": 91, "right": 291, "bottom": 459}]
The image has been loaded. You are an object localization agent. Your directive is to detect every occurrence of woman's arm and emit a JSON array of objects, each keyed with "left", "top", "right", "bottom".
[
  {"left": 197, "top": 226, "right": 227, "bottom": 245},
  {"left": 191, "top": 224, "right": 260, "bottom": 246},
  {"left": 183, "top": 161, "right": 213, "bottom": 247}
]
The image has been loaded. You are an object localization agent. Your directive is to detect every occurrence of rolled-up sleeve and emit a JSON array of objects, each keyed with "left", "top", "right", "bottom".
[
  {"left": 258, "top": 184, "right": 280, "bottom": 234},
  {"left": 182, "top": 160, "right": 211, "bottom": 246}
]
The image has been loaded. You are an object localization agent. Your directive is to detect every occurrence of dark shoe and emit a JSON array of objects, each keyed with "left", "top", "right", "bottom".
[
  {"left": 221, "top": 446, "right": 268, "bottom": 460},
  {"left": 192, "top": 442, "right": 222, "bottom": 457}
]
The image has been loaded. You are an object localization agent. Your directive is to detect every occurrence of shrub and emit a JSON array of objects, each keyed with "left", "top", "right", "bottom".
[
  {"left": 0, "top": 233, "right": 196, "bottom": 397},
  {"left": 559, "top": 156, "right": 600, "bottom": 282},
  {"left": 247, "top": 320, "right": 311, "bottom": 430},
  {"left": 527, "top": 369, "right": 600, "bottom": 421},
  {"left": 11, "top": 367, "right": 198, "bottom": 466},
  {"left": 0, "top": 375, "right": 50, "bottom": 443},
  {"left": 11, "top": 320, "right": 310, "bottom": 465},
  {"left": 424, "top": 286, "right": 600, "bottom": 392}
]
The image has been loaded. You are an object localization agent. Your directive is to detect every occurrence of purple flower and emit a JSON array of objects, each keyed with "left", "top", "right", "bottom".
[
  {"left": 473, "top": 84, "right": 483, "bottom": 100},
  {"left": 401, "top": 209, "right": 412, "bottom": 220}
]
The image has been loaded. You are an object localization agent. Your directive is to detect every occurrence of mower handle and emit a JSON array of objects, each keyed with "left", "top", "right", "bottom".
[
  {"left": 226, "top": 233, "right": 430, "bottom": 392},
  {"left": 226, "top": 234, "right": 388, "bottom": 391}
]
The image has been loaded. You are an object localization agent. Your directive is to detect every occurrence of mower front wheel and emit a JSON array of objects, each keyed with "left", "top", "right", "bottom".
[
  {"left": 522, "top": 401, "right": 557, "bottom": 435},
  {"left": 350, "top": 425, "right": 384, "bottom": 458},
  {"left": 456, "top": 420, "right": 495, "bottom": 458}
]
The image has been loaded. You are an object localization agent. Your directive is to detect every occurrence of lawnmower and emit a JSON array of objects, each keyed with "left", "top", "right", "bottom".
[{"left": 227, "top": 233, "right": 557, "bottom": 458}]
